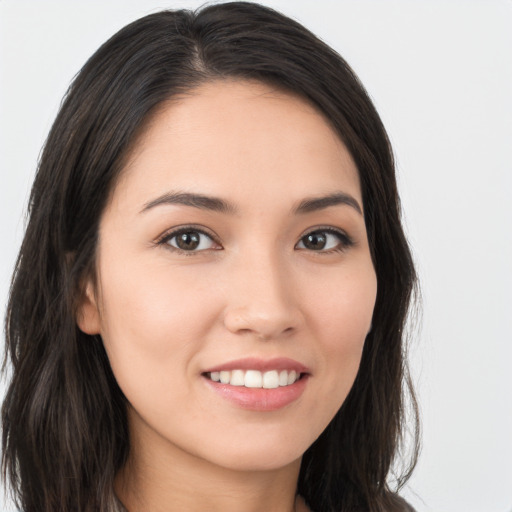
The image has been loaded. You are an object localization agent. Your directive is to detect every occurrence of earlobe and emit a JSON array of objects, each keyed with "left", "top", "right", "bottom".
[{"left": 76, "top": 280, "right": 101, "bottom": 335}]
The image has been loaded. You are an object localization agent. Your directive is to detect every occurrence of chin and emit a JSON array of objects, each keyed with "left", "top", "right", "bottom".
[
  {"left": 193, "top": 428, "right": 313, "bottom": 472},
  {"left": 210, "top": 446, "right": 304, "bottom": 473}
]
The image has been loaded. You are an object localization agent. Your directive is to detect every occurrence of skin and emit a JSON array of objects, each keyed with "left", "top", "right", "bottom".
[{"left": 78, "top": 80, "right": 377, "bottom": 512}]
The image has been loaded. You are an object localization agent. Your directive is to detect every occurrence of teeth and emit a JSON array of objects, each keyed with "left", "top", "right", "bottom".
[
  {"left": 245, "top": 370, "right": 262, "bottom": 388},
  {"left": 207, "top": 369, "right": 301, "bottom": 388},
  {"left": 231, "top": 369, "right": 245, "bottom": 386},
  {"left": 263, "top": 370, "right": 279, "bottom": 389},
  {"left": 287, "top": 370, "right": 297, "bottom": 385}
]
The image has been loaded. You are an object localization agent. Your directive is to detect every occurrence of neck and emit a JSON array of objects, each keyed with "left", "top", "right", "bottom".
[{"left": 115, "top": 413, "right": 303, "bottom": 512}]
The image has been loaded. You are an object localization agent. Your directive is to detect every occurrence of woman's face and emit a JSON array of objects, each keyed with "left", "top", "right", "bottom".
[{"left": 79, "top": 80, "right": 377, "bottom": 472}]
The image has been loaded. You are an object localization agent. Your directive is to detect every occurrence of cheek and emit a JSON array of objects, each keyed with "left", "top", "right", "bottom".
[
  {"left": 311, "top": 263, "right": 376, "bottom": 347},
  {"left": 96, "top": 262, "right": 219, "bottom": 393},
  {"left": 306, "top": 263, "right": 376, "bottom": 405},
  {"left": 101, "top": 258, "right": 214, "bottom": 335},
  {"left": 96, "top": 265, "right": 226, "bottom": 447}
]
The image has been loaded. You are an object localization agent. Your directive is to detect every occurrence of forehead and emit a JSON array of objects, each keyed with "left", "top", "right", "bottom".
[{"left": 113, "top": 79, "right": 361, "bottom": 210}]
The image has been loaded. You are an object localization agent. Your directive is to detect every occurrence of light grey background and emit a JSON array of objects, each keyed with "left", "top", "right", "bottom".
[{"left": 1, "top": 1, "right": 511, "bottom": 511}]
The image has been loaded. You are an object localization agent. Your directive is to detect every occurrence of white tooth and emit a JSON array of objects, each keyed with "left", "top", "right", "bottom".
[
  {"left": 263, "top": 370, "right": 279, "bottom": 389},
  {"left": 287, "top": 370, "right": 297, "bottom": 385},
  {"left": 210, "top": 371, "right": 220, "bottom": 382},
  {"left": 278, "top": 370, "right": 289, "bottom": 387},
  {"left": 244, "top": 370, "right": 263, "bottom": 388},
  {"left": 230, "top": 369, "right": 245, "bottom": 386},
  {"left": 220, "top": 371, "right": 231, "bottom": 384}
]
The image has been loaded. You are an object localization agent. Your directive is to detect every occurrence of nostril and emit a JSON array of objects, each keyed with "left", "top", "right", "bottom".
[{"left": 223, "top": 305, "right": 301, "bottom": 340}]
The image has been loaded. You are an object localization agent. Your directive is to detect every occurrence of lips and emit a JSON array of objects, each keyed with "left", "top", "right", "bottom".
[{"left": 202, "top": 357, "right": 309, "bottom": 411}]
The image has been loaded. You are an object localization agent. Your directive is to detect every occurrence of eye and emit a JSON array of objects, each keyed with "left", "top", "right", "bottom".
[
  {"left": 296, "top": 228, "right": 353, "bottom": 253},
  {"left": 159, "top": 227, "right": 220, "bottom": 253}
]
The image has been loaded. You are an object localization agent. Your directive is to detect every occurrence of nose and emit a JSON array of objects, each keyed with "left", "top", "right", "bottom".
[{"left": 222, "top": 251, "right": 303, "bottom": 340}]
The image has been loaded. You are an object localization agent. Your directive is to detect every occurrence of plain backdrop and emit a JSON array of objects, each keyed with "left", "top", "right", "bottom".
[{"left": 1, "top": 1, "right": 511, "bottom": 511}]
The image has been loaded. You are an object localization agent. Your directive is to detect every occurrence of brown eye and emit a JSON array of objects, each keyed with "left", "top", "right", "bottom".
[
  {"left": 165, "top": 229, "right": 217, "bottom": 252},
  {"left": 296, "top": 229, "right": 352, "bottom": 252},
  {"left": 175, "top": 231, "right": 200, "bottom": 250},
  {"left": 301, "top": 232, "right": 328, "bottom": 250}
]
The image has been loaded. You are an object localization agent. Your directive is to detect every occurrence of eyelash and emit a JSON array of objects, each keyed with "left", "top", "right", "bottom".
[
  {"left": 156, "top": 226, "right": 221, "bottom": 256},
  {"left": 155, "top": 225, "right": 354, "bottom": 255},
  {"left": 296, "top": 227, "right": 354, "bottom": 254}
]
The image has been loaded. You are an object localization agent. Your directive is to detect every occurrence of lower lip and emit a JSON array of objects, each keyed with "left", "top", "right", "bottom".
[{"left": 203, "top": 375, "right": 308, "bottom": 412}]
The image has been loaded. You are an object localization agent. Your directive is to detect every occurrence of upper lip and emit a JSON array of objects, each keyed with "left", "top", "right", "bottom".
[{"left": 202, "top": 357, "right": 309, "bottom": 374}]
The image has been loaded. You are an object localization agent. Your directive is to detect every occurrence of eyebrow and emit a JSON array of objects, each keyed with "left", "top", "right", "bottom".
[
  {"left": 294, "top": 192, "right": 362, "bottom": 216},
  {"left": 140, "top": 190, "right": 362, "bottom": 216},
  {"left": 140, "top": 191, "right": 237, "bottom": 215}
]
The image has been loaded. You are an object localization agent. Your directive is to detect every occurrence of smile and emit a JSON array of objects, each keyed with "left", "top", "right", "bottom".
[
  {"left": 206, "top": 369, "right": 301, "bottom": 389},
  {"left": 202, "top": 357, "right": 309, "bottom": 410}
]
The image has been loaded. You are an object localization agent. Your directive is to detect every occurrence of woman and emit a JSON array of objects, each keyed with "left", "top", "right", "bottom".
[{"left": 2, "top": 3, "right": 419, "bottom": 511}]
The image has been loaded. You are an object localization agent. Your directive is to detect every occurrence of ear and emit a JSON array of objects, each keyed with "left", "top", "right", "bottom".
[{"left": 76, "top": 279, "right": 101, "bottom": 335}]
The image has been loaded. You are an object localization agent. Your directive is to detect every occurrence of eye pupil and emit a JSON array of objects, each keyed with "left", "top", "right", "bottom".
[
  {"left": 303, "top": 232, "right": 327, "bottom": 250},
  {"left": 176, "top": 231, "right": 200, "bottom": 250}
]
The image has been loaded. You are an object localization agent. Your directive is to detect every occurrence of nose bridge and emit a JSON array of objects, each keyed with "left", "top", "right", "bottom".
[{"left": 223, "top": 245, "right": 301, "bottom": 339}]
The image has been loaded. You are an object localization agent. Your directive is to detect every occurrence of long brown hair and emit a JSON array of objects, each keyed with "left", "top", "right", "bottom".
[{"left": 2, "top": 3, "right": 419, "bottom": 511}]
